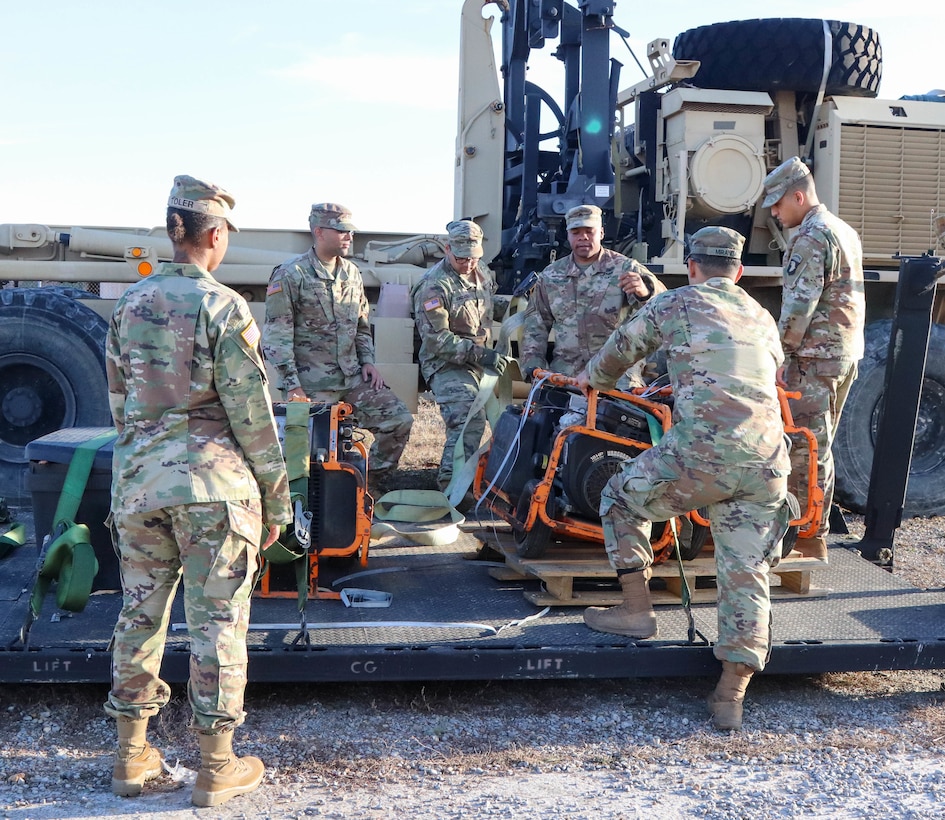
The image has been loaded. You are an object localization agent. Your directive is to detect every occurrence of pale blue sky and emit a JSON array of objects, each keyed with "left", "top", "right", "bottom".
[{"left": 0, "top": 1, "right": 937, "bottom": 235}]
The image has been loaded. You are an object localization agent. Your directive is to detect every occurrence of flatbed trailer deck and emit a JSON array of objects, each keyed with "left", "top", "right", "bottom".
[{"left": 3, "top": 508, "right": 945, "bottom": 684}]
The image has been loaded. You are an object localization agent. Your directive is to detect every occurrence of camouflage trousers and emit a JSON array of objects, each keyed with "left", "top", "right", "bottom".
[
  {"left": 103, "top": 499, "right": 262, "bottom": 733},
  {"left": 311, "top": 379, "right": 413, "bottom": 474},
  {"left": 429, "top": 368, "right": 487, "bottom": 491},
  {"left": 783, "top": 356, "right": 857, "bottom": 537},
  {"left": 600, "top": 445, "right": 790, "bottom": 671}
]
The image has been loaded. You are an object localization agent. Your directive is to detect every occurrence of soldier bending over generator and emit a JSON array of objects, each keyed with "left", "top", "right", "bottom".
[{"left": 575, "top": 227, "right": 795, "bottom": 731}]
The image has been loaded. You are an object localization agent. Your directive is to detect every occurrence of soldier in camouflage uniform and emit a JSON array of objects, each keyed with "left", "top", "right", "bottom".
[
  {"left": 262, "top": 203, "right": 413, "bottom": 487},
  {"left": 762, "top": 157, "right": 866, "bottom": 560},
  {"left": 575, "top": 227, "right": 793, "bottom": 731},
  {"left": 520, "top": 204, "right": 665, "bottom": 383},
  {"left": 412, "top": 220, "right": 508, "bottom": 490},
  {"left": 104, "top": 176, "right": 292, "bottom": 806}
]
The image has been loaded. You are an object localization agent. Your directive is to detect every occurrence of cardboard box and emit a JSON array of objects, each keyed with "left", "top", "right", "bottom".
[
  {"left": 372, "top": 316, "right": 416, "bottom": 364},
  {"left": 377, "top": 363, "right": 421, "bottom": 414}
]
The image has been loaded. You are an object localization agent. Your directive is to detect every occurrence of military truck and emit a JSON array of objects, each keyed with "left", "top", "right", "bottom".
[
  {"left": 0, "top": 226, "right": 437, "bottom": 502},
  {"left": 2, "top": 3, "right": 945, "bottom": 518},
  {"left": 456, "top": 4, "right": 945, "bottom": 518}
]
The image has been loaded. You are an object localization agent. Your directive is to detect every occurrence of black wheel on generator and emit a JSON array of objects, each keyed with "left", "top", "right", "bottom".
[
  {"left": 674, "top": 510, "right": 711, "bottom": 561},
  {"left": 672, "top": 18, "right": 882, "bottom": 97},
  {"left": 833, "top": 320, "right": 945, "bottom": 518},
  {"left": 0, "top": 288, "right": 111, "bottom": 503},
  {"left": 781, "top": 524, "right": 800, "bottom": 558},
  {"left": 513, "top": 479, "right": 554, "bottom": 559}
]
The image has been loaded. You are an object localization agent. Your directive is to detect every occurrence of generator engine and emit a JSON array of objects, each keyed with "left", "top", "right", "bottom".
[
  {"left": 476, "top": 378, "right": 706, "bottom": 560},
  {"left": 483, "top": 386, "right": 653, "bottom": 521}
]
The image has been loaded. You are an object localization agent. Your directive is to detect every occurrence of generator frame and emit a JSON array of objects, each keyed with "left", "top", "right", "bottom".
[{"left": 257, "top": 402, "right": 372, "bottom": 602}]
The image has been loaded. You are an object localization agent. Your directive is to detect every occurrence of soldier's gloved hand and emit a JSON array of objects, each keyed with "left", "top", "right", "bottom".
[{"left": 481, "top": 348, "right": 509, "bottom": 375}]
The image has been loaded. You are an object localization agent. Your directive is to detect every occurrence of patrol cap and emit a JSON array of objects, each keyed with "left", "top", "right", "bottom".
[
  {"left": 167, "top": 175, "right": 238, "bottom": 232},
  {"left": 688, "top": 226, "right": 745, "bottom": 261},
  {"left": 762, "top": 156, "right": 812, "bottom": 208},
  {"left": 566, "top": 204, "right": 603, "bottom": 230},
  {"left": 310, "top": 202, "right": 358, "bottom": 232},
  {"left": 446, "top": 219, "right": 484, "bottom": 258}
]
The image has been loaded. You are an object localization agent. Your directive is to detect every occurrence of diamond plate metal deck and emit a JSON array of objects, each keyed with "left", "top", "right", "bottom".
[{"left": 2, "top": 521, "right": 944, "bottom": 683}]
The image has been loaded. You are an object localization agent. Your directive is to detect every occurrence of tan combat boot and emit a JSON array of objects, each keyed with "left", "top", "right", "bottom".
[
  {"left": 583, "top": 569, "right": 658, "bottom": 638},
  {"left": 794, "top": 535, "right": 828, "bottom": 561},
  {"left": 707, "top": 661, "right": 755, "bottom": 731},
  {"left": 112, "top": 716, "right": 163, "bottom": 796},
  {"left": 192, "top": 729, "right": 265, "bottom": 808}
]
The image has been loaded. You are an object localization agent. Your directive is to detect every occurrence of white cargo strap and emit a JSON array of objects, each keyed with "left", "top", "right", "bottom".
[
  {"left": 802, "top": 20, "right": 833, "bottom": 162},
  {"left": 444, "top": 306, "right": 525, "bottom": 507},
  {"left": 239, "top": 610, "right": 551, "bottom": 636},
  {"left": 370, "top": 489, "right": 466, "bottom": 545},
  {"left": 339, "top": 588, "right": 393, "bottom": 608},
  {"left": 368, "top": 304, "right": 526, "bottom": 543},
  {"left": 237, "top": 609, "right": 552, "bottom": 637},
  {"left": 231, "top": 620, "right": 501, "bottom": 636}
]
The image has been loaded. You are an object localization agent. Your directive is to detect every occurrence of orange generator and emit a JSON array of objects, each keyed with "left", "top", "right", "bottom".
[
  {"left": 475, "top": 372, "right": 822, "bottom": 564},
  {"left": 257, "top": 401, "right": 373, "bottom": 600}
]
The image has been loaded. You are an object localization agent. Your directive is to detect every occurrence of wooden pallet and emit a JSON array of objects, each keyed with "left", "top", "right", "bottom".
[{"left": 476, "top": 532, "right": 829, "bottom": 606}]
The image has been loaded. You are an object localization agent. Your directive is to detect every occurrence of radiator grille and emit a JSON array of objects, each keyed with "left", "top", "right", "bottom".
[{"left": 838, "top": 123, "right": 945, "bottom": 265}]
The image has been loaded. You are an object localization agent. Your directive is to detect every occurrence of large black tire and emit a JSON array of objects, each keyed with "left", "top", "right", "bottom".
[
  {"left": 834, "top": 321, "right": 945, "bottom": 518},
  {"left": 673, "top": 19, "right": 882, "bottom": 97},
  {"left": 0, "top": 288, "right": 111, "bottom": 502},
  {"left": 513, "top": 480, "right": 554, "bottom": 559}
]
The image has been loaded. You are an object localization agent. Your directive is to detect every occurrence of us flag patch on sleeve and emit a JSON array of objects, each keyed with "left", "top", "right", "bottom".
[
  {"left": 267, "top": 280, "right": 283, "bottom": 295},
  {"left": 423, "top": 297, "right": 442, "bottom": 311},
  {"left": 241, "top": 319, "right": 261, "bottom": 347}
]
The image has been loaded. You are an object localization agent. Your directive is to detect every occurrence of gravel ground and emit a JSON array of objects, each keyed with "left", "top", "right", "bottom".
[
  {"left": 2, "top": 664, "right": 945, "bottom": 819},
  {"left": 2, "top": 511, "right": 944, "bottom": 819}
]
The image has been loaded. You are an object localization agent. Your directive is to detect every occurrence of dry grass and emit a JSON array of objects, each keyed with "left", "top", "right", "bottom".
[
  {"left": 405, "top": 395, "right": 448, "bottom": 458},
  {"left": 357, "top": 393, "right": 446, "bottom": 491}
]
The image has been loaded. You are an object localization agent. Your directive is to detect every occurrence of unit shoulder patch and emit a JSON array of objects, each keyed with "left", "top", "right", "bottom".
[{"left": 785, "top": 254, "right": 803, "bottom": 278}]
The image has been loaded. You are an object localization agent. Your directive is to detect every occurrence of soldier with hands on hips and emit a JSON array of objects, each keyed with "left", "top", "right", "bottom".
[{"left": 263, "top": 203, "right": 413, "bottom": 491}]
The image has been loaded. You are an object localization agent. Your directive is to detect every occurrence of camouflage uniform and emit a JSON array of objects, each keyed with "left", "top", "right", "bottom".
[
  {"left": 104, "top": 260, "right": 292, "bottom": 732},
  {"left": 520, "top": 248, "right": 664, "bottom": 383},
  {"left": 262, "top": 246, "right": 413, "bottom": 474},
  {"left": 778, "top": 204, "right": 865, "bottom": 536},
  {"left": 586, "top": 272, "right": 791, "bottom": 671},
  {"left": 412, "top": 254, "right": 497, "bottom": 489}
]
